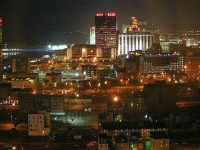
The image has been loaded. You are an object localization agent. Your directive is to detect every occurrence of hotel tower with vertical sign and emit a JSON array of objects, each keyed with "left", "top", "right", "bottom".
[{"left": 95, "top": 12, "right": 117, "bottom": 49}]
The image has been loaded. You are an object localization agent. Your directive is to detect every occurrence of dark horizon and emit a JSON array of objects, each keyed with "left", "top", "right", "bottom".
[{"left": 0, "top": 0, "right": 200, "bottom": 47}]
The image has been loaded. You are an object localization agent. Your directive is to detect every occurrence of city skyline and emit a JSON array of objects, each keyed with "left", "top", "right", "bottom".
[
  {"left": 0, "top": 0, "right": 200, "bottom": 47},
  {"left": 0, "top": 1, "right": 200, "bottom": 149}
]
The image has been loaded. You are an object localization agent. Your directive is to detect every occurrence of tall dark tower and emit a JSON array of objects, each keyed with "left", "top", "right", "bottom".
[
  {"left": 95, "top": 12, "right": 117, "bottom": 49},
  {"left": 0, "top": 17, "right": 3, "bottom": 83}
]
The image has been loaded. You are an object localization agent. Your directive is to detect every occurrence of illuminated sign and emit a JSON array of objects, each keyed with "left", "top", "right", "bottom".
[
  {"left": 107, "top": 12, "right": 116, "bottom": 16},
  {"left": 87, "top": 54, "right": 96, "bottom": 57},
  {"left": 96, "top": 13, "right": 104, "bottom": 16},
  {"left": 0, "top": 18, "right": 2, "bottom": 26}
]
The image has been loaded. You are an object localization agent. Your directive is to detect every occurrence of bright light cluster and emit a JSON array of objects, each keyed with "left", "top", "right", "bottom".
[{"left": 48, "top": 44, "right": 68, "bottom": 50}]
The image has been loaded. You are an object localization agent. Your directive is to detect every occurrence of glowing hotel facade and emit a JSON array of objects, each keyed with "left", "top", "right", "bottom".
[
  {"left": 95, "top": 12, "right": 117, "bottom": 49},
  {"left": 117, "top": 31, "right": 154, "bottom": 55}
]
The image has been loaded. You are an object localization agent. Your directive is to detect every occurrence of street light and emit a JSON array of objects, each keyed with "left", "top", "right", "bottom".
[
  {"left": 113, "top": 96, "right": 118, "bottom": 102},
  {"left": 105, "top": 80, "right": 107, "bottom": 85},
  {"left": 42, "top": 129, "right": 45, "bottom": 144},
  {"left": 184, "top": 65, "right": 187, "bottom": 73},
  {"left": 98, "top": 83, "right": 101, "bottom": 88},
  {"left": 76, "top": 93, "right": 79, "bottom": 98}
]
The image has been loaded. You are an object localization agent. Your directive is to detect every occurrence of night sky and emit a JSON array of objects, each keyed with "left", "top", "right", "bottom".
[{"left": 0, "top": 0, "right": 200, "bottom": 47}]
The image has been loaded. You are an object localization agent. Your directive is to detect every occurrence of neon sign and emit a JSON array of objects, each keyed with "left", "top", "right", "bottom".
[
  {"left": 107, "top": 12, "right": 116, "bottom": 16},
  {"left": 96, "top": 13, "right": 104, "bottom": 16}
]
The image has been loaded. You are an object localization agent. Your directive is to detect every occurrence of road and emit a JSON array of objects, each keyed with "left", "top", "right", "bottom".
[
  {"left": 0, "top": 104, "right": 19, "bottom": 110},
  {"left": 0, "top": 141, "right": 97, "bottom": 150}
]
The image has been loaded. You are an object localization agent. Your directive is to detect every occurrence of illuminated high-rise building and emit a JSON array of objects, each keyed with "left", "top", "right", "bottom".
[
  {"left": 118, "top": 32, "right": 154, "bottom": 55},
  {"left": 118, "top": 16, "right": 154, "bottom": 55},
  {"left": 95, "top": 12, "right": 117, "bottom": 49},
  {"left": 90, "top": 26, "right": 96, "bottom": 45}
]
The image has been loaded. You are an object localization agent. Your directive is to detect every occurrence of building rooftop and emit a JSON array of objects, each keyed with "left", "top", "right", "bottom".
[
  {"left": 150, "top": 132, "right": 169, "bottom": 139},
  {"left": 115, "top": 134, "right": 128, "bottom": 143},
  {"left": 101, "top": 121, "right": 166, "bottom": 130}
]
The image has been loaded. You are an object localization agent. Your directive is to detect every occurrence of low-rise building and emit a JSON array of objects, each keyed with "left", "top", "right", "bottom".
[
  {"left": 150, "top": 132, "right": 169, "bottom": 150},
  {"left": 28, "top": 111, "right": 50, "bottom": 136},
  {"left": 139, "top": 54, "right": 184, "bottom": 74},
  {"left": 98, "top": 134, "right": 112, "bottom": 150},
  {"left": 129, "top": 132, "right": 144, "bottom": 150},
  {"left": 0, "top": 83, "right": 11, "bottom": 102},
  {"left": 124, "top": 93, "right": 146, "bottom": 113},
  {"left": 3, "top": 73, "right": 39, "bottom": 92},
  {"left": 46, "top": 72, "right": 61, "bottom": 85},
  {"left": 143, "top": 80, "right": 177, "bottom": 114},
  {"left": 82, "top": 65, "right": 97, "bottom": 78},
  {"left": 20, "top": 94, "right": 64, "bottom": 113},
  {"left": 115, "top": 134, "right": 129, "bottom": 150}
]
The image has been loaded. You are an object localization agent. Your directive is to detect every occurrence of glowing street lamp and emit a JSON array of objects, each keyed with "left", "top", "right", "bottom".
[
  {"left": 42, "top": 129, "right": 45, "bottom": 143},
  {"left": 184, "top": 65, "right": 187, "bottom": 73},
  {"left": 98, "top": 83, "right": 101, "bottom": 88},
  {"left": 113, "top": 96, "right": 118, "bottom": 102},
  {"left": 105, "top": 80, "right": 107, "bottom": 85},
  {"left": 76, "top": 93, "right": 79, "bottom": 98}
]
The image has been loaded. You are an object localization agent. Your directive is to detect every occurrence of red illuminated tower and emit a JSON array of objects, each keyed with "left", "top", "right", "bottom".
[{"left": 95, "top": 12, "right": 117, "bottom": 49}]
